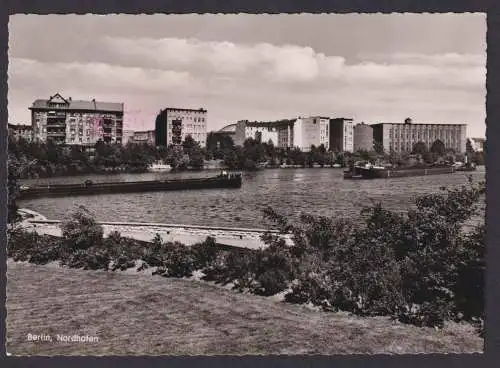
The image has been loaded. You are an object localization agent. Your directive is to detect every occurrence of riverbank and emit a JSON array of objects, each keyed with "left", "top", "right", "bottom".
[
  {"left": 6, "top": 261, "right": 483, "bottom": 355},
  {"left": 18, "top": 208, "right": 290, "bottom": 250}
]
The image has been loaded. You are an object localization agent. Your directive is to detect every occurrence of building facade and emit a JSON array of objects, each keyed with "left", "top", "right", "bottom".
[
  {"left": 8, "top": 123, "right": 33, "bottom": 142},
  {"left": 30, "top": 93, "right": 124, "bottom": 145},
  {"left": 371, "top": 118, "right": 467, "bottom": 153},
  {"left": 155, "top": 107, "right": 207, "bottom": 147},
  {"left": 122, "top": 130, "right": 135, "bottom": 145},
  {"left": 471, "top": 137, "right": 485, "bottom": 152},
  {"left": 230, "top": 119, "right": 295, "bottom": 148},
  {"left": 329, "top": 118, "right": 354, "bottom": 152},
  {"left": 132, "top": 130, "right": 156, "bottom": 145},
  {"left": 353, "top": 122, "right": 374, "bottom": 152},
  {"left": 293, "top": 117, "right": 330, "bottom": 152}
]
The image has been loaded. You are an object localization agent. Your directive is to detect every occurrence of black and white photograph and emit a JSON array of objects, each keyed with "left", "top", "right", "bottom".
[{"left": 6, "top": 13, "right": 486, "bottom": 355}]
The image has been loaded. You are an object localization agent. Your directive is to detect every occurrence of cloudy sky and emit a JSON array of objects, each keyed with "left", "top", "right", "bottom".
[{"left": 8, "top": 13, "right": 486, "bottom": 137}]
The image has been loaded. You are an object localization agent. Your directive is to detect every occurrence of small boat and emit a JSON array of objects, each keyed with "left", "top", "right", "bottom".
[{"left": 148, "top": 161, "right": 172, "bottom": 172}]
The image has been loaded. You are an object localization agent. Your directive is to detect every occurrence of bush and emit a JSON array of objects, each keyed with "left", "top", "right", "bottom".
[
  {"left": 60, "top": 247, "right": 110, "bottom": 270},
  {"left": 8, "top": 229, "right": 62, "bottom": 264},
  {"left": 263, "top": 180, "right": 485, "bottom": 328},
  {"left": 190, "top": 236, "right": 219, "bottom": 269},
  {"left": 61, "top": 205, "right": 104, "bottom": 251},
  {"left": 155, "top": 242, "right": 197, "bottom": 278}
]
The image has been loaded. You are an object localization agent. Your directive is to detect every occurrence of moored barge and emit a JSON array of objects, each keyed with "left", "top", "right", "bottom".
[
  {"left": 343, "top": 165, "right": 455, "bottom": 180},
  {"left": 19, "top": 172, "right": 242, "bottom": 199}
]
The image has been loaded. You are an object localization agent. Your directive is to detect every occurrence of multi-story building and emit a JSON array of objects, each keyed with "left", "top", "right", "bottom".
[
  {"left": 329, "top": 118, "right": 354, "bottom": 152},
  {"left": 293, "top": 117, "right": 330, "bottom": 152},
  {"left": 132, "top": 130, "right": 156, "bottom": 145},
  {"left": 155, "top": 107, "right": 207, "bottom": 147},
  {"left": 233, "top": 120, "right": 278, "bottom": 146},
  {"left": 471, "top": 137, "right": 485, "bottom": 152},
  {"left": 230, "top": 119, "right": 295, "bottom": 148},
  {"left": 30, "top": 93, "right": 124, "bottom": 145},
  {"left": 371, "top": 118, "right": 467, "bottom": 153},
  {"left": 353, "top": 122, "right": 374, "bottom": 152},
  {"left": 8, "top": 123, "right": 33, "bottom": 142}
]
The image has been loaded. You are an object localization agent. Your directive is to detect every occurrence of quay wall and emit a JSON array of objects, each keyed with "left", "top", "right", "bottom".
[{"left": 20, "top": 217, "right": 292, "bottom": 251}]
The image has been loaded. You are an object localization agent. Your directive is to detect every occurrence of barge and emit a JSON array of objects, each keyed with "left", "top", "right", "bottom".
[
  {"left": 343, "top": 164, "right": 455, "bottom": 180},
  {"left": 19, "top": 172, "right": 242, "bottom": 199}
]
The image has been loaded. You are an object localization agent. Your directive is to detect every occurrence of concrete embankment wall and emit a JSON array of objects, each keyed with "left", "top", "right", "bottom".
[{"left": 21, "top": 218, "right": 292, "bottom": 250}]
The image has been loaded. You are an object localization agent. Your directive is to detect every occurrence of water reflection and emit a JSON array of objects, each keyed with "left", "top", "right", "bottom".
[{"left": 20, "top": 168, "right": 486, "bottom": 229}]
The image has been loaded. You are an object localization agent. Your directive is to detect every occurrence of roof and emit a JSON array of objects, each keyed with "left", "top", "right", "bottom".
[
  {"left": 245, "top": 119, "right": 297, "bottom": 127},
  {"left": 30, "top": 93, "right": 123, "bottom": 113},
  {"left": 370, "top": 122, "right": 467, "bottom": 127},
  {"left": 163, "top": 107, "right": 207, "bottom": 113},
  {"left": 218, "top": 123, "right": 237, "bottom": 133},
  {"left": 8, "top": 123, "right": 32, "bottom": 130},
  {"left": 330, "top": 117, "right": 354, "bottom": 121}
]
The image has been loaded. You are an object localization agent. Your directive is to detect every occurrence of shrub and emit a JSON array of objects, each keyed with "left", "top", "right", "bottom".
[
  {"left": 263, "top": 179, "right": 485, "bottom": 328},
  {"left": 60, "top": 246, "right": 110, "bottom": 270},
  {"left": 8, "top": 229, "right": 62, "bottom": 264},
  {"left": 61, "top": 205, "right": 104, "bottom": 251},
  {"left": 153, "top": 242, "right": 197, "bottom": 278},
  {"left": 190, "top": 236, "right": 219, "bottom": 269}
]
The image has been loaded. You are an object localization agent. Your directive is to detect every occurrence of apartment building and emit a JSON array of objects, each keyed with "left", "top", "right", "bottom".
[
  {"left": 353, "top": 122, "right": 374, "bottom": 152},
  {"left": 155, "top": 107, "right": 207, "bottom": 147},
  {"left": 229, "top": 119, "right": 296, "bottom": 148},
  {"left": 293, "top": 117, "right": 330, "bottom": 152},
  {"left": 8, "top": 123, "right": 33, "bottom": 142},
  {"left": 329, "top": 118, "right": 354, "bottom": 152},
  {"left": 30, "top": 93, "right": 124, "bottom": 145},
  {"left": 132, "top": 130, "right": 156, "bottom": 145},
  {"left": 371, "top": 118, "right": 467, "bottom": 153}
]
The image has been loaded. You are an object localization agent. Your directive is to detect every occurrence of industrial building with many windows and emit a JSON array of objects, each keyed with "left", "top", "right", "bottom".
[
  {"left": 30, "top": 93, "right": 124, "bottom": 145},
  {"left": 371, "top": 118, "right": 467, "bottom": 153},
  {"left": 155, "top": 107, "right": 207, "bottom": 147}
]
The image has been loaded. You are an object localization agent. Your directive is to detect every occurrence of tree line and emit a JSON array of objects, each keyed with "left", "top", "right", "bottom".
[{"left": 8, "top": 133, "right": 485, "bottom": 179}]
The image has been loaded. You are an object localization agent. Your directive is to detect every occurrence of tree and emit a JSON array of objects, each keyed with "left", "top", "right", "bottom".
[
  {"left": 374, "top": 141, "right": 385, "bottom": 154},
  {"left": 182, "top": 135, "right": 198, "bottom": 153},
  {"left": 189, "top": 146, "right": 205, "bottom": 169},
  {"left": 466, "top": 138, "right": 475, "bottom": 154},
  {"left": 412, "top": 141, "right": 427, "bottom": 155},
  {"left": 430, "top": 139, "right": 446, "bottom": 156}
]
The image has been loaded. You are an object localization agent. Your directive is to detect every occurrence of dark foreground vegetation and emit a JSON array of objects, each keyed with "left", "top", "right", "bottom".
[{"left": 8, "top": 177, "right": 485, "bottom": 331}]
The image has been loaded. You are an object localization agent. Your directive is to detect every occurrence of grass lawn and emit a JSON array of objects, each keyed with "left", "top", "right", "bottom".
[{"left": 6, "top": 261, "right": 484, "bottom": 355}]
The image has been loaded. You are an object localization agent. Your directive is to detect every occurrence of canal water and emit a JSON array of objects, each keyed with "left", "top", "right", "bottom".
[{"left": 19, "top": 167, "right": 486, "bottom": 229}]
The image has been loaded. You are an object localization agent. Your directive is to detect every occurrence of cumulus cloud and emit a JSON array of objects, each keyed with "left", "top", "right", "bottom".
[
  {"left": 8, "top": 34, "right": 486, "bottom": 137},
  {"left": 9, "top": 58, "right": 196, "bottom": 94},
  {"left": 95, "top": 36, "right": 484, "bottom": 90}
]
